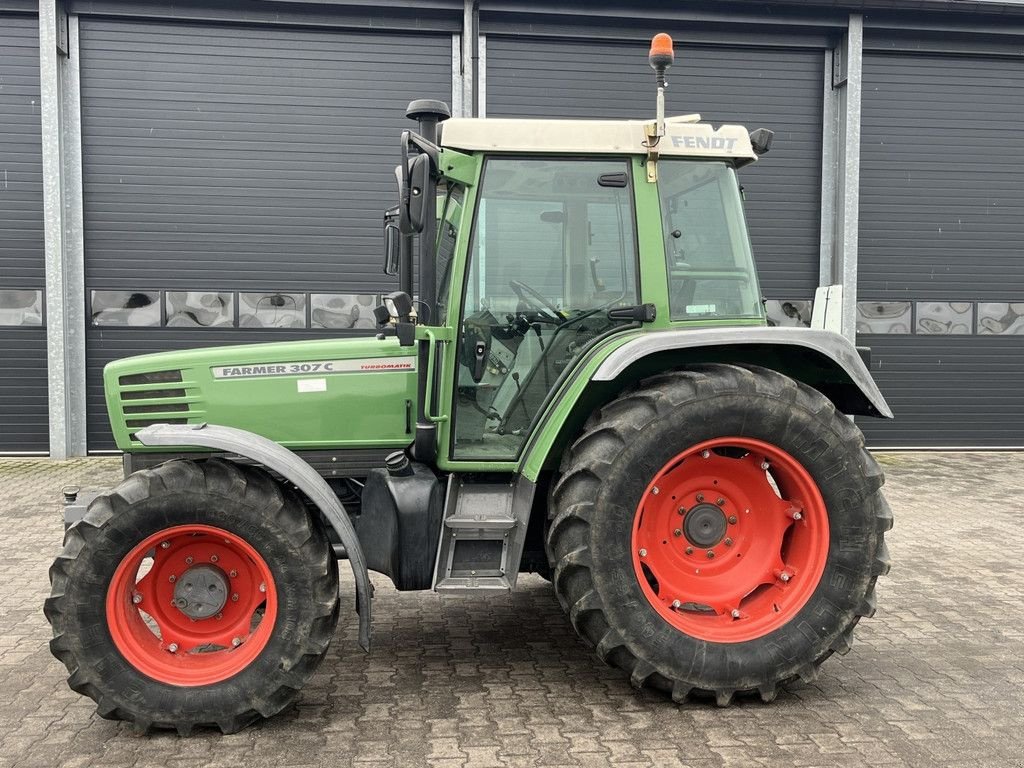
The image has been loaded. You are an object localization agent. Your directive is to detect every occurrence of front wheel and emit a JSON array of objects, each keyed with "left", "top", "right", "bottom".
[
  {"left": 547, "top": 364, "right": 892, "bottom": 705},
  {"left": 44, "top": 459, "right": 340, "bottom": 734}
]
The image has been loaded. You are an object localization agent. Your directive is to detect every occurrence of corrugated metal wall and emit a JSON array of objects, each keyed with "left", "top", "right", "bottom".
[
  {"left": 484, "top": 36, "right": 825, "bottom": 301},
  {"left": 78, "top": 18, "right": 454, "bottom": 448},
  {"left": 0, "top": 14, "right": 48, "bottom": 452},
  {"left": 857, "top": 51, "right": 1024, "bottom": 446}
]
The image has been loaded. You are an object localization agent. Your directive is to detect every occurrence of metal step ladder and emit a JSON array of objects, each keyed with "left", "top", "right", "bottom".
[{"left": 432, "top": 476, "right": 533, "bottom": 595}]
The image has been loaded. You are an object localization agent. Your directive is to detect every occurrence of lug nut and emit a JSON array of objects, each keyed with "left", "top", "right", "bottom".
[
  {"left": 671, "top": 600, "right": 682, "bottom": 609},
  {"left": 673, "top": 528, "right": 683, "bottom": 537},
  {"left": 677, "top": 506, "right": 686, "bottom": 516},
  {"left": 706, "top": 550, "right": 715, "bottom": 559},
  {"left": 701, "top": 450, "right": 710, "bottom": 459},
  {"left": 210, "top": 554, "right": 219, "bottom": 563},
  {"left": 215, "top": 613, "right": 223, "bottom": 620},
  {"left": 132, "top": 593, "right": 142, "bottom": 605},
  {"left": 160, "top": 541, "right": 170, "bottom": 549},
  {"left": 728, "top": 515, "right": 738, "bottom": 524},
  {"left": 231, "top": 593, "right": 239, "bottom": 602},
  {"left": 724, "top": 538, "right": 733, "bottom": 547},
  {"left": 731, "top": 609, "right": 741, "bottom": 619},
  {"left": 685, "top": 547, "right": 693, "bottom": 555},
  {"left": 167, "top": 643, "right": 178, "bottom": 653},
  {"left": 696, "top": 493, "right": 705, "bottom": 503},
  {"left": 780, "top": 572, "right": 791, "bottom": 583},
  {"left": 716, "top": 497, "right": 725, "bottom": 506},
  {"left": 792, "top": 512, "right": 803, "bottom": 521},
  {"left": 259, "top": 583, "right": 267, "bottom": 593},
  {"left": 185, "top": 556, "right": 193, "bottom": 565},
  {"left": 168, "top": 574, "right": 176, "bottom": 583},
  {"left": 651, "top": 486, "right": 660, "bottom": 495},
  {"left": 760, "top": 461, "right": 770, "bottom": 470},
  {"left": 638, "top": 549, "right": 648, "bottom": 558},
  {"left": 229, "top": 569, "right": 238, "bottom": 578},
  {"left": 231, "top": 637, "right": 242, "bottom": 647}
]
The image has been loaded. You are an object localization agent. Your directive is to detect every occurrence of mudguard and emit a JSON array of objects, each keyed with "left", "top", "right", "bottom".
[
  {"left": 135, "top": 422, "right": 373, "bottom": 652},
  {"left": 592, "top": 327, "right": 892, "bottom": 417}
]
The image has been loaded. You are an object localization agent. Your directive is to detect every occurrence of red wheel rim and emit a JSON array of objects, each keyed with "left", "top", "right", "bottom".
[
  {"left": 105, "top": 524, "right": 277, "bottom": 686},
  {"left": 631, "top": 437, "right": 829, "bottom": 643}
]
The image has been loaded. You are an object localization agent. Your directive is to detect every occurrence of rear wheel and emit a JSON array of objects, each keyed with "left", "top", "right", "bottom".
[
  {"left": 44, "top": 458, "right": 340, "bottom": 734},
  {"left": 547, "top": 364, "right": 892, "bottom": 704}
]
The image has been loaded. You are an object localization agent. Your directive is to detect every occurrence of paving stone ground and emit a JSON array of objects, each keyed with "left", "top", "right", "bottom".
[{"left": 0, "top": 452, "right": 1022, "bottom": 768}]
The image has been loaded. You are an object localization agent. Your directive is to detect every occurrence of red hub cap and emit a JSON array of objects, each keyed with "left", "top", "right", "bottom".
[
  {"left": 105, "top": 524, "right": 277, "bottom": 686},
  {"left": 631, "top": 437, "right": 829, "bottom": 643}
]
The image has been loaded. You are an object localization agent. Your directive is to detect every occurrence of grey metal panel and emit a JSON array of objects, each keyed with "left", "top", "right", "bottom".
[
  {"left": 856, "top": 336, "right": 1024, "bottom": 447},
  {"left": 0, "top": 14, "right": 48, "bottom": 452},
  {"left": 858, "top": 50, "right": 1024, "bottom": 446},
  {"left": 79, "top": 18, "right": 454, "bottom": 449},
  {"left": 860, "top": 52, "right": 1024, "bottom": 300},
  {"left": 1, "top": 15, "right": 44, "bottom": 286},
  {"left": 79, "top": 19, "right": 453, "bottom": 293},
  {"left": 484, "top": 36, "right": 824, "bottom": 299},
  {"left": 0, "top": 328, "right": 49, "bottom": 452}
]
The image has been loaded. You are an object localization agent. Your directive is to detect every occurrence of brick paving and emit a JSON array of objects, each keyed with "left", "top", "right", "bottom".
[{"left": 0, "top": 452, "right": 1022, "bottom": 767}]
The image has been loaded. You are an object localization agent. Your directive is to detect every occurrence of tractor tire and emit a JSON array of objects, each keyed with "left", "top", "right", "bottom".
[
  {"left": 546, "top": 364, "right": 891, "bottom": 705},
  {"left": 44, "top": 458, "right": 340, "bottom": 734}
]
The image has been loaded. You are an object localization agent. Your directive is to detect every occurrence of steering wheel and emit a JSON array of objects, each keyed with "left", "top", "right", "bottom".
[{"left": 509, "top": 280, "right": 562, "bottom": 322}]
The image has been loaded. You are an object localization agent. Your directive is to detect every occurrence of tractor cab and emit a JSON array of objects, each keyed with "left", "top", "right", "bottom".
[{"left": 383, "top": 105, "right": 771, "bottom": 465}]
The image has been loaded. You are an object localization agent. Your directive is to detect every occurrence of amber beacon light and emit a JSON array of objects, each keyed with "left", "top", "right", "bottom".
[{"left": 648, "top": 33, "right": 674, "bottom": 139}]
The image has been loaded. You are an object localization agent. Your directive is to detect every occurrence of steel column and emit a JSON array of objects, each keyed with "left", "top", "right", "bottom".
[
  {"left": 820, "top": 14, "right": 863, "bottom": 341},
  {"left": 39, "top": 3, "right": 87, "bottom": 459}
]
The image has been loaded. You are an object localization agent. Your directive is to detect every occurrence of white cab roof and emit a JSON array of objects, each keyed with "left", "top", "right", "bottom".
[{"left": 440, "top": 115, "right": 757, "bottom": 164}]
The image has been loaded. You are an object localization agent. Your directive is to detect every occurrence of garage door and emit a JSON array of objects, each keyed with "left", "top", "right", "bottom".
[
  {"left": 79, "top": 18, "right": 454, "bottom": 449},
  {"left": 0, "top": 14, "right": 48, "bottom": 453},
  {"left": 485, "top": 36, "right": 824, "bottom": 306},
  {"left": 857, "top": 51, "right": 1024, "bottom": 447}
]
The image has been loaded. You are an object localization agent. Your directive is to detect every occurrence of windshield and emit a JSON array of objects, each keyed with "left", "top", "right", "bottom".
[{"left": 659, "top": 161, "right": 763, "bottom": 321}]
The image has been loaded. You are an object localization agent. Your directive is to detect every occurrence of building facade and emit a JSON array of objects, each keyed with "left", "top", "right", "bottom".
[{"left": 1, "top": 0, "right": 1023, "bottom": 456}]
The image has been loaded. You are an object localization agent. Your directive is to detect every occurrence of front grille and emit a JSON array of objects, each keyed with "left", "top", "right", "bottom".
[
  {"left": 122, "top": 388, "right": 186, "bottom": 401},
  {"left": 116, "top": 369, "right": 200, "bottom": 443},
  {"left": 119, "top": 370, "right": 183, "bottom": 386}
]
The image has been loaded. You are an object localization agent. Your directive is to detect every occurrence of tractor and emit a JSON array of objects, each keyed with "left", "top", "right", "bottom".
[{"left": 45, "top": 34, "right": 892, "bottom": 734}]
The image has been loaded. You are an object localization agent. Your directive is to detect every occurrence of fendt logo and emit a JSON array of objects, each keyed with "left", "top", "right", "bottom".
[{"left": 670, "top": 135, "right": 738, "bottom": 152}]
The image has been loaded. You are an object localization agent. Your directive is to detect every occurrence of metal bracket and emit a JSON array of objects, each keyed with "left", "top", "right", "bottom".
[
  {"left": 644, "top": 122, "right": 660, "bottom": 183},
  {"left": 135, "top": 422, "right": 374, "bottom": 652}
]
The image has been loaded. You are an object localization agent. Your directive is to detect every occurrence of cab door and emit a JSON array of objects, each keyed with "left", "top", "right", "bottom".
[{"left": 445, "top": 157, "right": 640, "bottom": 463}]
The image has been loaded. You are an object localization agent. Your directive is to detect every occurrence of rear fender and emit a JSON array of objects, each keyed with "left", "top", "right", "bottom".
[
  {"left": 135, "top": 422, "right": 373, "bottom": 652},
  {"left": 520, "top": 327, "right": 891, "bottom": 481}
]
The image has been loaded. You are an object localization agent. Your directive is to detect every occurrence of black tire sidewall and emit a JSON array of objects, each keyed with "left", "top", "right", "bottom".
[
  {"left": 588, "top": 390, "right": 880, "bottom": 691},
  {"left": 63, "top": 486, "right": 331, "bottom": 721}
]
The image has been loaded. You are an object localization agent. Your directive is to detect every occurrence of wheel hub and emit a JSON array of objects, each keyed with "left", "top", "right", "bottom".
[
  {"left": 173, "top": 565, "right": 229, "bottom": 620},
  {"left": 683, "top": 503, "right": 727, "bottom": 548}
]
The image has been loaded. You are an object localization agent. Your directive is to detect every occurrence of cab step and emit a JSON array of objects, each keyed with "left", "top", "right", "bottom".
[{"left": 432, "top": 476, "right": 534, "bottom": 595}]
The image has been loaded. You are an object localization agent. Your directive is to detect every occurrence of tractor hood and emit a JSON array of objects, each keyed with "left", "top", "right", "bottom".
[{"left": 103, "top": 336, "right": 417, "bottom": 452}]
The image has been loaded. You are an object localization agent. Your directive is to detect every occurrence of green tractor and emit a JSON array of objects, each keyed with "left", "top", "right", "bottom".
[{"left": 45, "top": 35, "right": 892, "bottom": 734}]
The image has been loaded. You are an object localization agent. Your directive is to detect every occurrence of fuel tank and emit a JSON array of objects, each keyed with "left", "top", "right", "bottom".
[{"left": 103, "top": 336, "right": 417, "bottom": 452}]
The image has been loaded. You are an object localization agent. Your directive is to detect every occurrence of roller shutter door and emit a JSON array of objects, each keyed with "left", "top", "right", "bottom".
[
  {"left": 857, "top": 51, "right": 1024, "bottom": 447},
  {"left": 79, "top": 18, "right": 453, "bottom": 449},
  {"left": 0, "top": 14, "right": 48, "bottom": 453},
  {"left": 485, "top": 36, "right": 824, "bottom": 303}
]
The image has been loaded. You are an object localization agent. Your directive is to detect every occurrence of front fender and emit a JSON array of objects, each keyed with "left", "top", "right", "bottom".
[
  {"left": 135, "top": 422, "right": 372, "bottom": 652},
  {"left": 519, "top": 326, "right": 891, "bottom": 482}
]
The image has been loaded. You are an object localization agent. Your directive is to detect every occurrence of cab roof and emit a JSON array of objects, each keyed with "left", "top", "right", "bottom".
[{"left": 439, "top": 114, "right": 757, "bottom": 165}]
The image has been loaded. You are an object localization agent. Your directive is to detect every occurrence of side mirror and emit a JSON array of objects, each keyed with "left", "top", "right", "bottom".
[
  {"left": 383, "top": 207, "right": 400, "bottom": 276},
  {"left": 749, "top": 128, "right": 774, "bottom": 156},
  {"left": 399, "top": 153, "right": 431, "bottom": 234}
]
